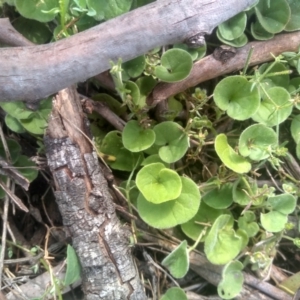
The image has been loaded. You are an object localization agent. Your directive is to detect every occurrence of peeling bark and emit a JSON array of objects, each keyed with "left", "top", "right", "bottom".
[{"left": 44, "top": 86, "right": 146, "bottom": 299}]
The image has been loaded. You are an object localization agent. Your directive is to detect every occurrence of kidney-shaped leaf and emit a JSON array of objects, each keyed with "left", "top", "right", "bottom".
[
  {"left": 239, "top": 124, "right": 278, "bottom": 161},
  {"left": 154, "top": 49, "right": 193, "bottom": 82},
  {"left": 162, "top": 240, "right": 189, "bottom": 279},
  {"left": 285, "top": 0, "right": 300, "bottom": 31},
  {"left": 215, "top": 134, "right": 251, "bottom": 174},
  {"left": 160, "top": 287, "right": 187, "bottom": 300},
  {"left": 255, "top": 0, "right": 290, "bottom": 34},
  {"left": 202, "top": 183, "right": 233, "bottom": 209},
  {"left": 260, "top": 211, "right": 287, "bottom": 232},
  {"left": 137, "top": 176, "right": 200, "bottom": 228},
  {"left": 217, "top": 12, "right": 247, "bottom": 41},
  {"left": 154, "top": 121, "right": 189, "bottom": 163},
  {"left": 204, "top": 215, "right": 245, "bottom": 265},
  {"left": 15, "top": 0, "right": 59, "bottom": 22},
  {"left": 218, "top": 261, "right": 244, "bottom": 299},
  {"left": 122, "top": 120, "right": 155, "bottom": 152},
  {"left": 291, "top": 115, "right": 300, "bottom": 144},
  {"left": 181, "top": 202, "right": 225, "bottom": 242},
  {"left": 100, "top": 131, "right": 142, "bottom": 171},
  {"left": 214, "top": 76, "right": 260, "bottom": 120},
  {"left": 252, "top": 87, "right": 292, "bottom": 126},
  {"left": 136, "top": 163, "right": 182, "bottom": 204}
]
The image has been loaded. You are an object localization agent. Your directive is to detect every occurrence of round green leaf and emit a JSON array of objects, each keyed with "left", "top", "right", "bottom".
[
  {"left": 252, "top": 87, "right": 292, "bottom": 126},
  {"left": 216, "top": 32, "right": 248, "bottom": 47},
  {"left": 154, "top": 121, "right": 189, "bottom": 163},
  {"left": 137, "top": 176, "right": 200, "bottom": 227},
  {"left": 14, "top": 155, "right": 38, "bottom": 182},
  {"left": 181, "top": 202, "right": 225, "bottom": 241},
  {"left": 291, "top": 115, "right": 300, "bottom": 144},
  {"left": 104, "top": 0, "right": 132, "bottom": 19},
  {"left": 218, "top": 12, "right": 247, "bottom": 41},
  {"left": 0, "top": 138, "right": 21, "bottom": 164},
  {"left": 214, "top": 76, "right": 260, "bottom": 120},
  {"left": 100, "top": 131, "right": 142, "bottom": 171},
  {"left": 154, "top": 49, "right": 193, "bottom": 83},
  {"left": 19, "top": 114, "right": 47, "bottom": 135},
  {"left": 13, "top": 17, "right": 52, "bottom": 44},
  {"left": 215, "top": 134, "right": 251, "bottom": 174},
  {"left": 162, "top": 240, "right": 189, "bottom": 279},
  {"left": 124, "top": 81, "right": 140, "bottom": 106},
  {"left": 232, "top": 177, "right": 258, "bottom": 206},
  {"left": 218, "top": 261, "right": 244, "bottom": 299},
  {"left": 266, "top": 194, "right": 296, "bottom": 214},
  {"left": 15, "top": 0, "right": 59, "bottom": 22},
  {"left": 0, "top": 102, "right": 34, "bottom": 120},
  {"left": 239, "top": 124, "right": 278, "bottom": 161},
  {"left": 204, "top": 215, "right": 244, "bottom": 265},
  {"left": 4, "top": 115, "right": 26, "bottom": 134},
  {"left": 136, "top": 163, "right": 182, "bottom": 204},
  {"left": 285, "top": 0, "right": 300, "bottom": 31},
  {"left": 255, "top": 0, "right": 291, "bottom": 34},
  {"left": 238, "top": 211, "right": 259, "bottom": 238},
  {"left": 122, "top": 55, "right": 146, "bottom": 78},
  {"left": 122, "top": 120, "right": 155, "bottom": 152},
  {"left": 203, "top": 183, "right": 233, "bottom": 209},
  {"left": 260, "top": 211, "right": 287, "bottom": 232},
  {"left": 251, "top": 21, "right": 274, "bottom": 40},
  {"left": 160, "top": 287, "right": 187, "bottom": 300}
]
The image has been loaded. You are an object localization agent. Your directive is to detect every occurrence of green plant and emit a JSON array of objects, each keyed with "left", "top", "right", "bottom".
[{"left": 1, "top": 0, "right": 300, "bottom": 299}]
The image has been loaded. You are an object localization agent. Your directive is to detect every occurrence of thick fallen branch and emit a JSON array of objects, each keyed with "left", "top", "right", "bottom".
[
  {"left": 44, "top": 86, "right": 146, "bottom": 299},
  {"left": 0, "top": 0, "right": 256, "bottom": 102}
]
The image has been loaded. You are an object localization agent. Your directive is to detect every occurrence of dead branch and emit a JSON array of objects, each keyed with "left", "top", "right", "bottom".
[{"left": 0, "top": 0, "right": 256, "bottom": 102}]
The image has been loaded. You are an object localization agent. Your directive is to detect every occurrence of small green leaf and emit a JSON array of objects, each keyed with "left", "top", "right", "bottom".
[
  {"left": 260, "top": 211, "right": 287, "bottom": 232},
  {"left": 255, "top": 0, "right": 291, "bottom": 34},
  {"left": 136, "top": 163, "right": 182, "bottom": 204},
  {"left": 154, "top": 49, "right": 193, "bottom": 82},
  {"left": 204, "top": 215, "right": 245, "bottom": 265},
  {"left": 137, "top": 176, "right": 200, "bottom": 228},
  {"left": 285, "top": 0, "right": 300, "bottom": 31},
  {"left": 160, "top": 287, "right": 187, "bottom": 300},
  {"left": 218, "top": 261, "right": 244, "bottom": 299},
  {"left": 122, "top": 120, "right": 155, "bottom": 152},
  {"left": 64, "top": 245, "right": 81, "bottom": 286},
  {"left": 15, "top": 0, "right": 59, "bottom": 22},
  {"left": 202, "top": 183, "right": 233, "bottom": 209},
  {"left": 218, "top": 12, "right": 247, "bottom": 41},
  {"left": 13, "top": 17, "right": 52, "bottom": 44},
  {"left": 214, "top": 76, "right": 260, "bottom": 120},
  {"left": 100, "top": 131, "right": 142, "bottom": 171},
  {"left": 252, "top": 87, "right": 292, "bottom": 126},
  {"left": 215, "top": 134, "right": 251, "bottom": 174},
  {"left": 0, "top": 102, "right": 34, "bottom": 120},
  {"left": 239, "top": 124, "right": 278, "bottom": 161},
  {"left": 104, "top": 0, "right": 132, "bottom": 19},
  {"left": 181, "top": 202, "right": 225, "bottom": 242},
  {"left": 154, "top": 121, "right": 189, "bottom": 163},
  {"left": 19, "top": 115, "right": 47, "bottom": 135},
  {"left": 122, "top": 56, "right": 146, "bottom": 78},
  {"left": 162, "top": 240, "right": 189, "bottom": 278},
  {"left": 267, "top": 194, "right": 296, "bottom": 214},
  {"left": 0, "top": 139, "right": 21, "bottom": 164},
  {"left": 238, "top": 211, "right": 259, "bottom": 237},
  {"left": 291, "top": 115, "right": 300, "bottom": 144},
  {"left": 14, "top": 155, "right": 38, "bottom": 182},
  {"left": 4, "top": 115, "right": 26, "bottom": 134}
]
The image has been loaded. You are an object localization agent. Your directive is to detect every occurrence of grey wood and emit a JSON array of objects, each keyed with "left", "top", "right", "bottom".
[{"left": 0, "top": 0, "right": 256, "bottom": 102}]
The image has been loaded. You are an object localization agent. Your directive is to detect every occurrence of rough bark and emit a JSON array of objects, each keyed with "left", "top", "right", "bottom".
[
  {"left": 0, "top": 0, "right": 257, "bottom": 102},
  {"left": 44, "top": 86, "right": 146, "bottom": 299}
]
